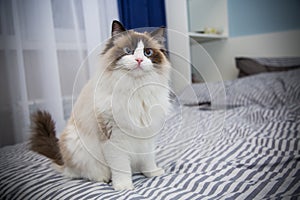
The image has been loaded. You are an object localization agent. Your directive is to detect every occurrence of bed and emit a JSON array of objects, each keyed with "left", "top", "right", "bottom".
[{"left": 1, "top": 58, "right": 300, "bottom": 199}]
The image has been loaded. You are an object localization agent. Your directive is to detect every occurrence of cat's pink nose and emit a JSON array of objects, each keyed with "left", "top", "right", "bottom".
[{"left": 135, "top": 58, "right": 143, "bottom": 65}]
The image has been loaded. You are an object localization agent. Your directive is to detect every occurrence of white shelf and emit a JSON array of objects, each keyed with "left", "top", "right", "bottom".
[
  {"left": 188, "top": 32, "right": 228, "bottom": 43},
  {"left": 165, "top": 0, "right": 229, "bottom": 93}
]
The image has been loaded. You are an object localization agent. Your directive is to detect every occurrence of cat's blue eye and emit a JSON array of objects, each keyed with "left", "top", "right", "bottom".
[
  {"left": 123, "top": 47, "right": 133, "bottom": 55},
  {"left": 144, "top": 48, "right": 153, "bottom": 57}
]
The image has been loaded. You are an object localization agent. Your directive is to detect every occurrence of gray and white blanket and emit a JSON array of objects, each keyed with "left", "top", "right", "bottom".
[{"left": 1, "top": 69, "right": 300, "bottom": 199}]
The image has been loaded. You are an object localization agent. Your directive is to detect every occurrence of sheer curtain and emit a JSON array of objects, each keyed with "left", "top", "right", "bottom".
[{"left": 0, "top": 0, "right": 119, "bottom": 147}]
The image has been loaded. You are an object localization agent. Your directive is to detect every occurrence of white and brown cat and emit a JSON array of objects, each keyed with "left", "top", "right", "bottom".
[{"left": 30, "top": 20, "right": 172, "bottom": 190}]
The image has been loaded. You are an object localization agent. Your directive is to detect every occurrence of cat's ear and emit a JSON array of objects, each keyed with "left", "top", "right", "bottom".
[
  {"left": 150, "top": 27, "right": 166, "bottom": 45},
  {"left": 111, "top": 20, "right": 126, "bottom": 37}
]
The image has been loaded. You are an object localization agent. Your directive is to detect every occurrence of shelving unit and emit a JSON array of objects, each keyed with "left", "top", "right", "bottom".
[
  {"left": 165, "top": 0, "right": 228, "bottom": 93},
  {"left": 188, "top": 32, "right": 227, "bottom": 43}
]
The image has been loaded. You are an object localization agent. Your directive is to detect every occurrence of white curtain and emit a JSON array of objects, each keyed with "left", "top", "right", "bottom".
[{"left": 0, "top": 0, "right": 119, "bottom": 147}]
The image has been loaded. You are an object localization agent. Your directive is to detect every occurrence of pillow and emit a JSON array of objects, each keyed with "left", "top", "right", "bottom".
[{"left": 235, "top": 57, "right": 300, "bottom": 78}]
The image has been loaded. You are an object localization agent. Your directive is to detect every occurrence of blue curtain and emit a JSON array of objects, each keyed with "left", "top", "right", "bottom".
[{"left": 117, "top": 0, "right": 166, "bottom": 29}]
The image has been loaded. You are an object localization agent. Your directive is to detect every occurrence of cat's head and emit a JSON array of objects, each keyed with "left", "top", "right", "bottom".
[{"left": 101, "top": 20, "right": 170, "bottom": 78}]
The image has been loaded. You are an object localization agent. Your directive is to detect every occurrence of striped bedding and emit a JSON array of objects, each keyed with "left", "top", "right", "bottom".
[{"left": 1, "top": 69, "right": 300, "bottom": 199}]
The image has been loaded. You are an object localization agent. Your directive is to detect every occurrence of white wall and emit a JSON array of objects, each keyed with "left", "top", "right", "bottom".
[
  {"left": 165, "top": 0, "right": 191, "bottom": 94},
  {"left": 188, "top": 0, "right": 228, "bottom": 37},
  {"left": 197, "top": 29, "right": 300, "bottom": 81}
]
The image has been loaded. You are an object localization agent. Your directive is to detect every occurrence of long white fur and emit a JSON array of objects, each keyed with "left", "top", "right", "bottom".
[{"left": 59, "top": 40, "right": 171, "bottom": 190}]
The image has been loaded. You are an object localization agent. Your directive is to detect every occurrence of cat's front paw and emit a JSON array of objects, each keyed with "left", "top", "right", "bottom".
[
  {"left": 143, "top": 167, "right": 165, "bottom": 178},
  {"left": 113, "top": 181, "right": 134, "bottom": 190}
]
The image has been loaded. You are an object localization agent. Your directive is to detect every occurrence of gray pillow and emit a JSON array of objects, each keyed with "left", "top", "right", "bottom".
[{"left": 235, "top": 57, "right": 300, "bottom": 78}]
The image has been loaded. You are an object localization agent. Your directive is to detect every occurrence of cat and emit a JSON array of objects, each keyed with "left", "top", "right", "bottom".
[{"left": 29, "top": 20, "right": 172, "bottom": 190}]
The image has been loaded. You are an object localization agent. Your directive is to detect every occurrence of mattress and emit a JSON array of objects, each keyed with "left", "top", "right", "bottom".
[{"left": 1, "top": 69, "right": 300, "bottom": 199}]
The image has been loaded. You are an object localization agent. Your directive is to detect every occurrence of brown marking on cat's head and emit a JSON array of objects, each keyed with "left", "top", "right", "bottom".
[{"left": 101, "top": 20, "right": 170, "bottom": 76}]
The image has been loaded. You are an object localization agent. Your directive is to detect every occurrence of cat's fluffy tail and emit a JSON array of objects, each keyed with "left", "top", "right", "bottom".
[{"left": 29, "top": 110, "right": 64, "bottom": 165}]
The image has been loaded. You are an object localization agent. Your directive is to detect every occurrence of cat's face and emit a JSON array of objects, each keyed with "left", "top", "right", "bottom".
[{"left": 102, "top": 21, "right": 170, "bottom": 78}]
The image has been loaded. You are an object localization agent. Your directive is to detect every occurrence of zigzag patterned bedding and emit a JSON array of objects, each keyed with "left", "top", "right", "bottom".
[{"left": 1, "top": 69, "right": 300, "bottom": 199}]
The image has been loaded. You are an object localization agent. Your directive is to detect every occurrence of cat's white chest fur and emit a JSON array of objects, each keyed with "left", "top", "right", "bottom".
[
  {"left": 96, "top": 72, "right": 170, "bottom": 138},
  {"left": 112, "top": 82, "right": 169, "bottom": 134}
]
